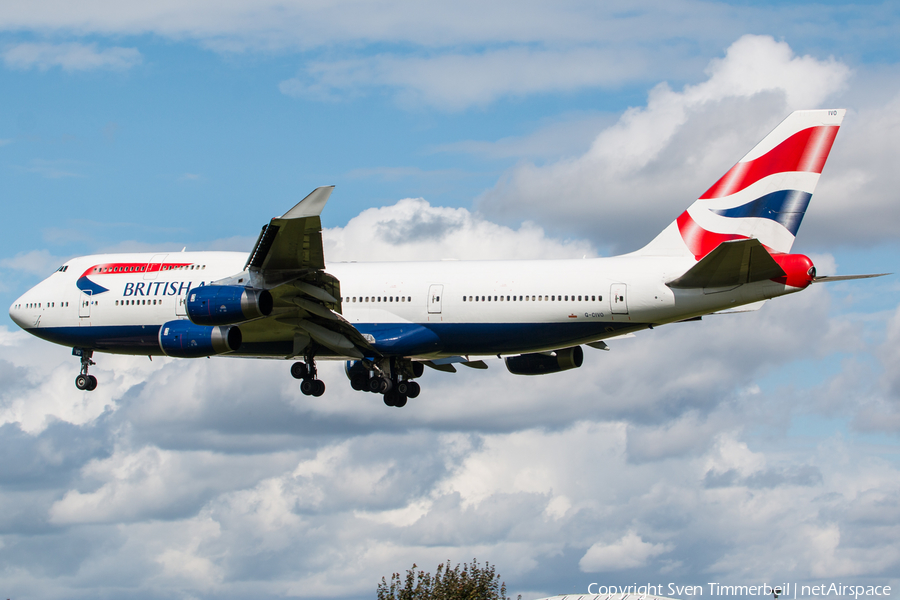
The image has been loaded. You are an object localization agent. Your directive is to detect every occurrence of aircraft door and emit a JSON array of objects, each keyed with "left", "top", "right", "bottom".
[
  {"left": 79, "top": 290, "right": 92, "bottom": 318},
  {"left": 144, "top": 254, "right": 168, "bottom": 280},
  {"left": 428, "top": 284, "right": 443, "bottom": 314},
  {"left": 610, "top": 283, "right": 628, "bottom": 314},
  {"left": 176, "top": 294, "right": 188, "bottom": 316}
]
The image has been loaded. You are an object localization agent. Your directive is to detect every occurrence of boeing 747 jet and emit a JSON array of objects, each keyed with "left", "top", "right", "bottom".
[{"left": 9, "top": 109, "right": 883, "bottom": 407}]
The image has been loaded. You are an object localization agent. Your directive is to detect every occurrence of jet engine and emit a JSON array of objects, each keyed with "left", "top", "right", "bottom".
[
  {"left": 505, "top": 345, "right": 583, "bottom": 375},
  {"left": 186, "top": 285, "right": 273, "bottom": 326},
  {"left": 159, "top": 319, "right": 242, "bottom": 358}
]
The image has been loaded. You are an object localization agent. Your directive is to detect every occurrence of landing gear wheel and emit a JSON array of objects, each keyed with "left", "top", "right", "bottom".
[
  {"left": 394, "top": 394, "right": 408, "bottom": 408},
  {"left": 300, "top": 379, "right": 316, "bottom": 396},
  {"left": 75, "top": 374, "right": 90, "bottom": 390},
  {"left": 74, "top": 348, "right": 97, "bottom": 392},
  {"left": 351, "top": 373, "right": 368, "bottom": 391},
  {"left": 383, "top": 390, "right": 397, "bottom": 407},
  {"left": 397, "top": 381, "right": 409, "bottom": 395},
  {"left": 370, "top": 377, "right": 390, "bottom": 394},
  {"left": 290, "top": 362, "right": 309, "bottom": 380},
  {"left": 406, "top": 381, "right": 420, "bottom": 398},
  {"left": 312, "top": 379, "right": 326, "bottom": 397}
]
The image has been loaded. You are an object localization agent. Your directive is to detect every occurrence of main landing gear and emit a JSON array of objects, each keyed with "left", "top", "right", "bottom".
[
  {"left": 346, "top": 358, "right": 423, "bottom": 408},
  {"left": 73, "top": 348, "right": 98, "bottom": 391},
  {"left": 291, "top": 353, "right": 325, "bottom": 397}
]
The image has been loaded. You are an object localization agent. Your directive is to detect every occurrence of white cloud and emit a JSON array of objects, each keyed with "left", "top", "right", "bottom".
[
  {"left": 478, "top": 35, "right": 853, "bottom": 251},
  {"left": 0, "top": 1, "right": 731, "bottom": 52},
  {"left": 323, "top": 198, "right": 596, "bottom": 261},
  {"left": 580, "top": 531, "right": 672, "bottom": 572},
  {"left": 0, "top": 262, "right": 898, "bottom": 597},
  {"left": 49, "top": 445, "right": 297, "bottom": 524},
  {"left": 2, "top": 42, "right": 141, "bottom": 71},
  {"left": 281, "top": 47, "right": 648, "bottom": 110},
  {"left": 802, "top": 91, "right": 900, "bottom": 246},
  {"left": 0, "top": 249, "right": 67, "bottom": 277}
]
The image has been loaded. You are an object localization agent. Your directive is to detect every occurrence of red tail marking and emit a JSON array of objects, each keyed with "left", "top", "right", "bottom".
[
  {"left": 700, "top": 125, "right": 839, "bottom": 199},
  {"left": 676, "top": 212, "right": 746, "bottom": 260}
]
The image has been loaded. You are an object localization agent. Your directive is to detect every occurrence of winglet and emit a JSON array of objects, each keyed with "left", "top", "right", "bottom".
[{"left": 281, "top": 186, "right": 335, "bottom": 219}]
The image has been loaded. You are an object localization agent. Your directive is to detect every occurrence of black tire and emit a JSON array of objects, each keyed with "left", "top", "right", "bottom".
[
  {"left": 75, "top": 374, "right": 89, "bottom": 390},
  {"left": 87, "top": 375, "right": 98, "bottom": 391},
  {"left": 396, "top": 381, "right": 409, "bottom": 395},
  {"left": 300, "top": 378, "right": 315, "bottom": 395},
  {"left": 312, "top": 380, "right": 326, "bottom": 397},
  {"left": 290, "top": 362, "right": 308, "bottom": 380},
  {"left": 394, "top": 394, "right": 408, "bottom": 408},
  {"left": 370, "top": 377, "right": 390, "bottom": 394},
  {"left": 383, "top": 391, "right": 396, "bottom": 407},
  {"left": 406, "top": 381, "right": 421, "bottom": 398},
  {"left": 351, "top": 373, "right": 368, "bottom": 391}
]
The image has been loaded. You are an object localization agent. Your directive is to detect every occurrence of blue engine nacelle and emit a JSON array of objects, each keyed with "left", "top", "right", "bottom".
[
  {"left": 186, "top": 285, "right": 273, "bottom": 326},
  {"left": 159, "top": 319, "right": 242, "bottom": 358},
  {"left": 504, "top": 346, "right": 583, "bottom": 375}
]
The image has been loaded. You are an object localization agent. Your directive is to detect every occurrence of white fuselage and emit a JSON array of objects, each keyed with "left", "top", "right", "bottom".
[{"left": 9, "top": 250, "right": 800, "bottom": 360}]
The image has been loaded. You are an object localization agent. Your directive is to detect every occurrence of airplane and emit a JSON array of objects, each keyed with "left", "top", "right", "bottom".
[{"left": 8, "top": 109, "right": 886, "bottom": 408}]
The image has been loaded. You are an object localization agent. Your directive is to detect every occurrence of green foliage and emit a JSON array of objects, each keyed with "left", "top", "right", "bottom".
[{"left": 376, "top": 559, "right": 520, "bottom": 600}]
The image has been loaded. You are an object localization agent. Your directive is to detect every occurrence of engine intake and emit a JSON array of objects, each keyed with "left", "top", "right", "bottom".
[
  {"left": 505, "top": 346, "right": 584, "bottom": 376},
  {"left": 186, "top": 285, "right": 273, "bottom": 326},
  {"left": 159, "top": 319, "right": 242, "bottom": 358}
]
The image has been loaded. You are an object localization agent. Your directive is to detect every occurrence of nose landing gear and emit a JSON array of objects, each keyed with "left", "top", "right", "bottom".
[{"left": 73, "top": 348, "right": 98, "bottom": 391}]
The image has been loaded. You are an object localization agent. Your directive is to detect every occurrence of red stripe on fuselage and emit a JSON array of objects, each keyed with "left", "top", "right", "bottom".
[
  {"left": 79, "top": 262, "right": 194, "bottom": 279},
  {"left": 699, "top": 125, "right": 839, "bottom": 199}
]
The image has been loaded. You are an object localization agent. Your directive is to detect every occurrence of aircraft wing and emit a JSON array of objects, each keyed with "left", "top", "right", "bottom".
[
  {"left": 236, "top": 186, "right": 375, "bottom": 359},
  {"left": 666, "top": 238, "right": 785, "bottom": 289}
]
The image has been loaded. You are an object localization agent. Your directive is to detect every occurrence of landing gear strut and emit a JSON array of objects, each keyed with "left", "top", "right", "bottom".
[
  {"left": 73, "top": 348, "right": 98, "bottom": 391},
  {"left": 292, "top": 351, "right": 325, "bottom": 397}
]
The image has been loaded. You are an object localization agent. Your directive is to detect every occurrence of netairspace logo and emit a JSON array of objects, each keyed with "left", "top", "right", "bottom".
[{"left": 586, "top": 583, "right": 892, "bottom": 599}]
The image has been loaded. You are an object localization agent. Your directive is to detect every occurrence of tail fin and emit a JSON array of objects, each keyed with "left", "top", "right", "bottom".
[{"left": 636, "top": 109, "right": 845, "bottom": 259}]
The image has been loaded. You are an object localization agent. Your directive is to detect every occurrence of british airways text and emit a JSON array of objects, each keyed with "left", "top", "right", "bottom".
[{"left": 122, "top": 281, "right": 204, "bottom": 297}]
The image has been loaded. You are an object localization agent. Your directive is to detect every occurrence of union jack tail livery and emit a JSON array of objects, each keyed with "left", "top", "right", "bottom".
[{"left": 638, "top": 109, "right": 845, "bottom": 259}]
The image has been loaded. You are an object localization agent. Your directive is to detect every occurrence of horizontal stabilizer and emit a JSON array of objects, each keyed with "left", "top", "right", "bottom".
[
  {"left": 667, "top": 239, "right": 785, "bottom": 289},
  {"left": 813, "top": 273, "right": 891, "bottom": 283}
]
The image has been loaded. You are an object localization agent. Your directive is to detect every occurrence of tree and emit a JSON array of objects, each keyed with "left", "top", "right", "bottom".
[{"left": 376, "top": 558, "right": 521, "bottom": 600}]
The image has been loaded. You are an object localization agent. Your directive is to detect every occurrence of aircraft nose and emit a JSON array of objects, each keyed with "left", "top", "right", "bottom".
[{"left": 9, "top": 295, "right": 31, "bottom": 330}]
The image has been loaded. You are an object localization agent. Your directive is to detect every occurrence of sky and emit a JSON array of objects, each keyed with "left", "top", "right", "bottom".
[{"left": 1, "top": 1, "right": 900, "bottom": 599}]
